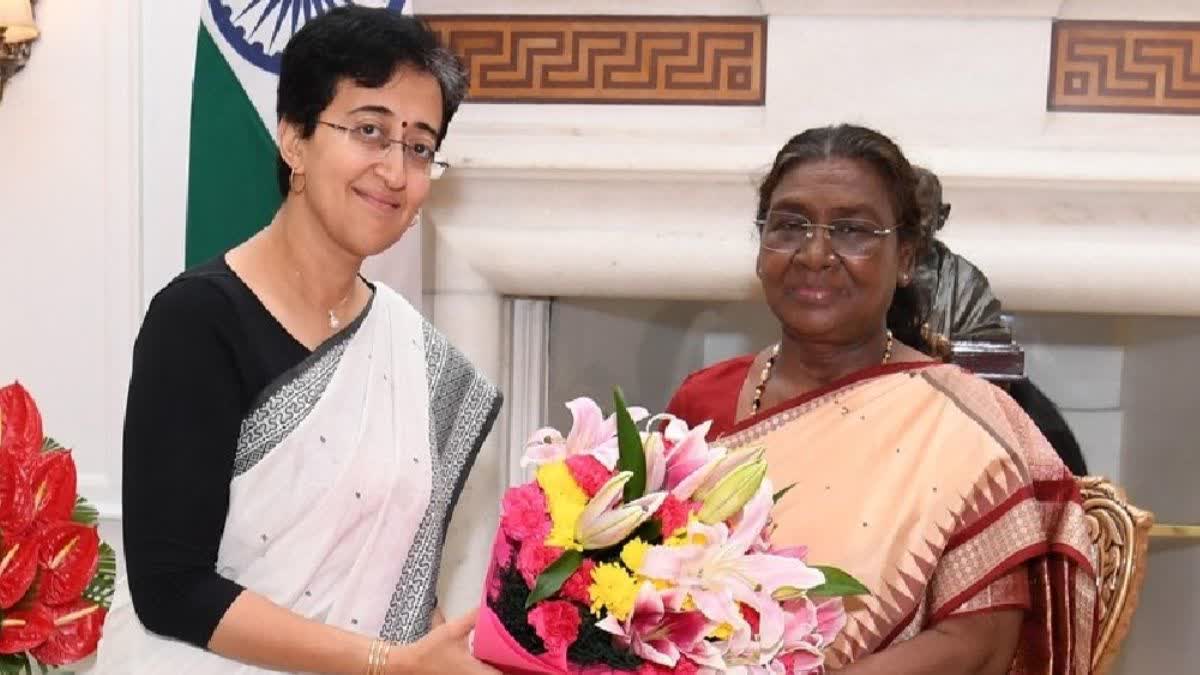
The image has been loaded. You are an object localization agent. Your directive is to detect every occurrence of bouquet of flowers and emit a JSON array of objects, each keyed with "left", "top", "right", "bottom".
[
  {"left": 473, "top": 391, "right": 866, "bottom": 674},
  {"left": 0, "top": 383, "right": 115, "bottom": 673}
]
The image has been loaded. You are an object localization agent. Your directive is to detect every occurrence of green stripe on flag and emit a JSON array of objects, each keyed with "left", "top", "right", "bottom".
[{"left": 185, "top": 25, "right": 281, "bottom": 267}]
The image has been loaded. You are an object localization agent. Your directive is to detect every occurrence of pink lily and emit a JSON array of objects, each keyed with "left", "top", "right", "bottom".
[
  {"left": 776, "top": 597, "right": 846, "bottom": 672},
  {"left": 596, "top": 583, "right": 723, "bottom": 669},
  {"left": 638, "top": 481, "right": 826, "bottom": 663},
  {"left": 576, "top": 471, "right": 666, "bottom": 549},
  {"left": 522, "top": 397, "right": 648, "bottom": 470}
]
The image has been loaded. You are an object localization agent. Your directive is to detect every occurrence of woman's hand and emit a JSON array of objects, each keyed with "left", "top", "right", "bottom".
[
  {"left": 835, "top": 608, "right": 1023, "bottom": 675},
  {"left": 388, "top": 610, "right": 498, "bottom": 675}
]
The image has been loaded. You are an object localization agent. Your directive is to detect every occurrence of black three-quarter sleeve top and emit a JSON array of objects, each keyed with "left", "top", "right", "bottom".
[{"left": 121, "top": 257, "right": 310, "bottom": 647}]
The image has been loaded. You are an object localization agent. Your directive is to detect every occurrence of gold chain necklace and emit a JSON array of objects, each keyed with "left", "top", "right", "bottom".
[
  {"left": 751, "top": 330, "right": 894, "bottom": 415},
  {"left": 271, "top": 228, "right": 354, "bottom": 330}
]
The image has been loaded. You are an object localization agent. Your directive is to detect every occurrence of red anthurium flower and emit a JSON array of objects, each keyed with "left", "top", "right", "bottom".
[
  {"left": 29, "top": 599, "right": 106, "bottom": 666},
  {"left": 0, "top": 603, "right": 53, "bottom": 654},
  {"left": 37, "top": 523, "right": 99, "bottom": 606},
  {"left": 0, "top": 536, "right": 39, "bottom": 609},
  {"left": 29, "top": 452, "right": 77, "bottom": 526},
  {"left": 0, "top": 451, "right": 34, "bottom": 536},
  {"left": 0, "top": 383, "right": 44, "bottom": 459}
]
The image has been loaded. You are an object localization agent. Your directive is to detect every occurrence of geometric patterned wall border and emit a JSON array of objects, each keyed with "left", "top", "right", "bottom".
[
  {"left": 1049, "top": 20, "right": 1200, "bottom": 115},
  {"left": 422, "top": 15, "right": 766, "bottom": 105}
]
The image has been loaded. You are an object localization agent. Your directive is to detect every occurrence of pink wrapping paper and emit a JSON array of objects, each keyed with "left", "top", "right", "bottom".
[{"left": 471, "top": 529, "right": 571, "bottom": 674}]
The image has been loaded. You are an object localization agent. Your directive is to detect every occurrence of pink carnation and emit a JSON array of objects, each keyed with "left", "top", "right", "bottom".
[
  {"left": 656, "top": 494, "right": 700, "bottom": 536},
  {"left": 486, "top": 536, "right": 513, "bottom": 601},
  {"left": 559, "top": 558, "right": 597, "bottom": 605},
  {"left": 565, "top": 455, "right": 612, "bottom": 498},
  {"left": 517, "top": 539, "right": 564, "bottom": 588},
  {"left": 528, "top": 600, "right": 581, "bottom": 656},
  {"left": 500, "top": 482, "right": 550, "bottom": 543}
]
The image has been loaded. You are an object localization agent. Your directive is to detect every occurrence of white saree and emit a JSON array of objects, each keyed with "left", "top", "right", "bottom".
[{"left": 97, "top": 285, "right": 501, "bottom": 673}]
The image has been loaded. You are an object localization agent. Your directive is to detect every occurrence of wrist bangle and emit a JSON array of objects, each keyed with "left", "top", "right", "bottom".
[{"left": 365, "top": 638, "right": 392, "bottom": 675}]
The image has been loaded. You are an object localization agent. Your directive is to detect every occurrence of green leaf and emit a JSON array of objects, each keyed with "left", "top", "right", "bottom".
[
  {"left": 632, "top": 518, "right": 662, "bottom": 545},
  {"left": 0, "top": 653, "right": 32, "bottom": 675},
  {"left": 71, "top": 497, "right": 99, "bottom": 526},
  {"left": 810, "top": 566, "right": 870, "bottom": 597},
  {"left": 83, "top": 542, "right": 117, "bottom": 610},
  {"left": 525, "top": 549, "right": 583, "bottom": 609},
  {"left": 773, "top": 483, "right": 797, "bottom": 504},
  {"left": 613, "top": 388, "right": 646, "bottom": 502},
  {"left": 40, "top": 438, "right": 64, "bottom": 453}
]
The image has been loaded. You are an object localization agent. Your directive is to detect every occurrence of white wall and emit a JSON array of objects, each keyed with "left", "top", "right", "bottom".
[
  {"left": 1117, "top": 318, "right": 1200, "bottom": 675},
  {"left": 0, "top": 0, "right": 138, "bottom": 562}
]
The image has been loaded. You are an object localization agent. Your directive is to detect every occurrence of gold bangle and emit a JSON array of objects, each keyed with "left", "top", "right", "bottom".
[
  {"left": 365, "top": 638, "right": 393, "bottom": 675},
  {"left": 366, "top": 639, "right": 382, "bottom": 675},
  {"left": 378, "top": 642, "right": 392, "bottom": 674}
]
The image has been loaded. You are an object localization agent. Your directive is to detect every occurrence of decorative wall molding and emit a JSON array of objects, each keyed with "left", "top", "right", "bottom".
[
  {"left": 1049, "top": 20, "right": 1200, "bottom": 115},
  {"left": 500, "top": 299, "right": 550, "bottom": 489},
  {"left": 424, "top": 15, "right": 766, "bottom": 104},
  {"left": 442, "top": 133, "right": 1200, "bottom": 191}
]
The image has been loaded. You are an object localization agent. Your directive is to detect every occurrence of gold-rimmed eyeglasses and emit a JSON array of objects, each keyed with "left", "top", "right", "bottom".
[
  {"left": 317, "top": 120, "right": 450, "bottom": 179},
  {"left": 755, "top": 210, "right": 896, "bottom": 258}
]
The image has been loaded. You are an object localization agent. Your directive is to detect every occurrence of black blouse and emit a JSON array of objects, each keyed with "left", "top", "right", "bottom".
[{"left": 121, "top": 257, "right": 309, "bottom": 647}]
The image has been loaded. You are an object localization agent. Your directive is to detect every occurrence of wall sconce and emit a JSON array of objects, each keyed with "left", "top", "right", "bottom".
[{"left": 0, "top": 0, "right": 38, "bottom": 103}]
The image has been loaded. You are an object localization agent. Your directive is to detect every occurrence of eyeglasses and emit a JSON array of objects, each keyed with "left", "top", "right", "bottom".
[
  {"left": 754, "top": 210, "right": 895, "bottom": 258},
  {"left": 317, "top": 120, "right": 450, "bottom": 179}
]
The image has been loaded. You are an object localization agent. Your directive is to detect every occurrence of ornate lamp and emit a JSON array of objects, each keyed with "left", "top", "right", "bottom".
[{"left": 0, "top": 0, "right": 38, "bottom": 103}]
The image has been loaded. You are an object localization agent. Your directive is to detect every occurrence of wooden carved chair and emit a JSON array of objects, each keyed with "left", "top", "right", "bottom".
[{"left": 1078, "top": 476, "right": 1154, "bottom": 675}]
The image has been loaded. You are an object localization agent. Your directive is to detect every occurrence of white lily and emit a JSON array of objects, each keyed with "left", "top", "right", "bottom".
[{"left": 576, "top": 471, "right": 667, "bottom": 549}]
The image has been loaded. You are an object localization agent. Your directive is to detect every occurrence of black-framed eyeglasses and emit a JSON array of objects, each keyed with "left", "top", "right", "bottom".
[
  {"left": 754, "top": 210, "right": 896, "bottom": 258},
  {"left": 317, "top": 120, "right": 450, "bottom": 179}
]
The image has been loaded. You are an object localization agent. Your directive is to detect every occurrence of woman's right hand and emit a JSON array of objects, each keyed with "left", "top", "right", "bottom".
[{"left": 389, "top": 609, "right": 498, "bottom": 674}]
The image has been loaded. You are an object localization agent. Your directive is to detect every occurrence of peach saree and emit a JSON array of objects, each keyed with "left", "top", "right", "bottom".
[{"left": 713, "top": 363, "right": 1098, "bottom": 673}]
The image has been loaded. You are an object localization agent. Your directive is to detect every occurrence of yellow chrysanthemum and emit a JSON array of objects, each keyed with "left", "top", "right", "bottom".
[
  {"left": 620, "top": 538, "right": 649, "bottom": 573},
  {"left": 665, "top": 532, "right": 688, "bottom": 547},
  {"left": 537, "top": 461, "right": 589, "bottom": 550},
  {"left": 588, "top": 562, "right": 639, "bottom": 620},
  {"left": 710, "top": 622, "right": 734, "bottom": 640}
]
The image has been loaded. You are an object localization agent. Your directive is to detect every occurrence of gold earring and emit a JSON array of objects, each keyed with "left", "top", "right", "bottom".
[{"left": 289, "top": 168, "right": 307, "bottom": 194}]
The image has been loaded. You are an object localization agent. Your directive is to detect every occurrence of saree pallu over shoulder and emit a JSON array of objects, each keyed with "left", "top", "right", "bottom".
[
  {"left": 97, "top": 285, "right": 501, "bottom": 674},
  {"left": 380, "top": 314, "right": 504, "bottom": 643},
  {"left": 724, "top": 363, "right": 1097, "bottom": 674}
]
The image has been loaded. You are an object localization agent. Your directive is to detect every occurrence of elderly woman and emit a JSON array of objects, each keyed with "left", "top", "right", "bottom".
[
  {"left": 667, "top": 125, "right": 1096, "bottom": 674},
  {"left": 99, "top": 8, "right": 499, "bottom": 674}
]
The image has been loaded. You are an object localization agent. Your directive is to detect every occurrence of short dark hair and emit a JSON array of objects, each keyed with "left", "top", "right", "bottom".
[
  {"left": 756, "top": 124, "right": 931, "bottom": 349},
  {"left": 274, "top": 7, "right": 468, "bottom": 196}
]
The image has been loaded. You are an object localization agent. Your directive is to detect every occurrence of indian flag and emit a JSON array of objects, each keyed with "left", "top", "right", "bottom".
[{"left": 186, "top": 1, "right": 412, "bottom": 267}]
